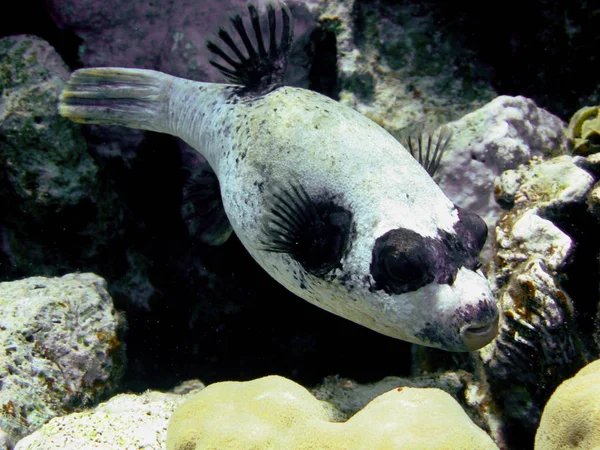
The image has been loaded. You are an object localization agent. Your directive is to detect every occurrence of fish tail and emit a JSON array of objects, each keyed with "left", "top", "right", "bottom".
[{"left": 58, "top": 67, "right": 172, "bottom": 132}]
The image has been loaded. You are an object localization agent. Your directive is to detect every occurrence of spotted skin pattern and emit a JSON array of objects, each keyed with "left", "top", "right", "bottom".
[{"left": 58, "top": 1, "right": 498, "bottom": 351}]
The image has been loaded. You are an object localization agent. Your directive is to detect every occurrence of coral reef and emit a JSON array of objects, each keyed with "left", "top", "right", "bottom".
[
  {"left": 534, "top": 358, "right": 600, "bottom": 450},
  {"left": 0, "top": 273, "right": 126, "bottom": 448},
  {"left": 166, "top": 375, "right": 499, "bottom": 450}
]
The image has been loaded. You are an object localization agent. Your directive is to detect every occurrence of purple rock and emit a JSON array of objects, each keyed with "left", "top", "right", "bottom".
[{"left": 48, "top": 0, "right": 315, "bottom": 83}]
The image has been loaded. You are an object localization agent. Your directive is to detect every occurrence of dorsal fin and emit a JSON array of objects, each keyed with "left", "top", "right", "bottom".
[
  {"left": 206, "top": 0, "right": 294, "bottom": 95},
  {"left": 401, "top": 125, "right": 453, "bottom": 177}
]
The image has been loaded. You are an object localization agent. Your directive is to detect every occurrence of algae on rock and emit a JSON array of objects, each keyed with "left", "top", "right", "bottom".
[
  {"left": 316, "top": 1, "right": 497, "bottom": 138},
  {"left": 0, "top": 35, "right": 124, "bottom": 278},
  {"left": 476, "top": 153, "right": 600, "bottom": 448}
]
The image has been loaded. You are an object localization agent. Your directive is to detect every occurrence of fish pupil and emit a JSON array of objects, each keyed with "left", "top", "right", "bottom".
[{"left": 384, "top": 251, "right": 428, "bottom": 284}]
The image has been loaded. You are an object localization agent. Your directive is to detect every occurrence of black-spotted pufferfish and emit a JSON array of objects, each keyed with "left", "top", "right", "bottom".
[{"left": 58, "top": 0, "right": 498, "bottom": 351}]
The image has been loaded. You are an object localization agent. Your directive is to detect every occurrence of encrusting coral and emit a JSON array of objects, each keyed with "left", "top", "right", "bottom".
[{"left": 166, "top": 375, "right": 499, "bottom": 450}]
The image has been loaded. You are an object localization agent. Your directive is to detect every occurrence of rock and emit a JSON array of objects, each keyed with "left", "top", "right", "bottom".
[
  {"left": 166, "top": 375, "right": 498, "bottom": 449},
  {"left": 0, "top": 35, "right": 124, "bottom": 279},
  {"left": 14, "top": 390, "right": 192, "bottom": 450},
  {"left": 496, "top": 155, "right": 594, "bottom": 211},
  {"left": 436, "top": 96, "right": 569, "bottom": 263},
  {"left": 534, "top": 358, "right": 600, "bottom": 450},
  {"left": 311, "top": 371, "right": 467, "bottom": 417},
  {"left": 0, "top": 35, "right": 95, "bottom": 222},
  {"left": 586, "top": 181, "right": 600, "bottom": 220},
  {"left": 470, "top": 153, "right": 600, "bottom": 448},
  {"left": 317, "top": 1, "right": 496, "bottom": 135},
  {"left": 47, "top": 0, "right": 316, "bottom": 84},
  {"left": 0, "top": 273, "right": 126, "bottom": 447}
]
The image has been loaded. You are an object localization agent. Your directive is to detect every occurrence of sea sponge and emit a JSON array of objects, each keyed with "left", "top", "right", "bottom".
[
  {"left": 535, "top": 359, "right": 600, "bottom": 449},
  {"left": 566, "top": 105, "right": 600, "bottom": 156},
  {"left": 166, "top": 375, "right": 498, "bottom": 449}
]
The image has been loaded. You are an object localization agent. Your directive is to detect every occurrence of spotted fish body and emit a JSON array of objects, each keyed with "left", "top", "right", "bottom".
[{"left": 59, "top": 1, "right": 498, "bottom": 351}]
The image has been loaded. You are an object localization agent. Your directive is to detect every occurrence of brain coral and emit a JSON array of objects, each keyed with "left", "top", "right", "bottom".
[
  {"left": 535, "top": 358, "right": 600, "bottom": 450},
  {"left": 166, "top": 375, "right": 499, "bottom": 449}
]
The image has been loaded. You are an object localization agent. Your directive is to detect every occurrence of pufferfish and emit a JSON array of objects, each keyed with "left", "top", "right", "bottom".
[{"left": 58, "top": 0, "right": 498, "bottom": 351}]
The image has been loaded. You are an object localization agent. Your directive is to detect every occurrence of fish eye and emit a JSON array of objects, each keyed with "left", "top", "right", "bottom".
[
  {"left": 384, "top": 250, "right": 430, "bottom": 284},
  {"left": 371, "top": 228, "right": 435, "bottom": 294}
]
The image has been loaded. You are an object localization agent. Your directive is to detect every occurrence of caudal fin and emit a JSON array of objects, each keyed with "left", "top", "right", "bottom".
[{"left": 58, "top": 67, "right": 172, "bottom": 132}]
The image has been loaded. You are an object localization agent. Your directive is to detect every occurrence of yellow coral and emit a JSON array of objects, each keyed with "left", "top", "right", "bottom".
[
  {"left": 535, "top": 359, "right": 600, "bottom": 450},
  {"left": 166, "top": 375, "right": 498, "bottom": 450},
  {"left": 567, "top": 105, "right": 600, "bottom": 156}
]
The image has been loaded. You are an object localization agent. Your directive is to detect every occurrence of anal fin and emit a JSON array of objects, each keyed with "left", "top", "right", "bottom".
[{"left": 182, "top": 164, "right": 233, "bottom": 246}]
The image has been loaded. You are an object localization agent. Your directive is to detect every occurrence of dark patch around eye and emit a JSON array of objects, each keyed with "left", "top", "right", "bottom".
[
  {"left": 454, "top": 206, "right": 488, "bottom": 257},
  {"left": 370, "top": 206, "right": 487, "bottom": 295},
  {"left": 370, "top": 229, "right": 436, "bottom": 294},
  {"left": 370, "top": 229, "right": 436, "bottom": 295},
  {"left": 260, "top": 182, "right": 352, "bottom": 277}
]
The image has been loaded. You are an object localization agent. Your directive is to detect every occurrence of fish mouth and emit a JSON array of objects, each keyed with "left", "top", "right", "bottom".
[{"left": 460, "top": 316, "right": 499, "bottom": 351}]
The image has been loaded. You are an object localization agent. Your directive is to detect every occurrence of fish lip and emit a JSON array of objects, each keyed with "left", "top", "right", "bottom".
[{"left": 459, "top": 315, "right": 499, "bottom": 351}]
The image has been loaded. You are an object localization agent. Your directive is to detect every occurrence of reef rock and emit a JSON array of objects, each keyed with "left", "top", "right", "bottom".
[
  {"left": 315, "top": 1, "right": 496, "bottom": 134},
  {"left": 47, "top": 0, "right": 497, "bottom": 144},
  {"left": 0, "top": 35, "right": 124, "bottom": 280},
  {"left": 470, "top": 152, "right": 600, "bottom": 448},
  {"left": 166, "top": 375, "right": 499, "bottom": 449},
  {"left": 311, "top": 371, "right": 470, "bottom": 417},
  {"left": 0, "top": 273, "right": 126, "bottom": 448},
  {"left": 535, "top": 358, "right": 600, "bottom": 450},
  {"left": 14, "top": 390, "right": 192, "bottom": 450},
  {"left": 437, "top": 95, "right": 569, "bottom": 262}
]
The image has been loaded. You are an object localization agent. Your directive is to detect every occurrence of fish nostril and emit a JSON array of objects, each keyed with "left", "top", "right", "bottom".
[{"left": 460, "top": 316, "right": 499, "bottom": 351}]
